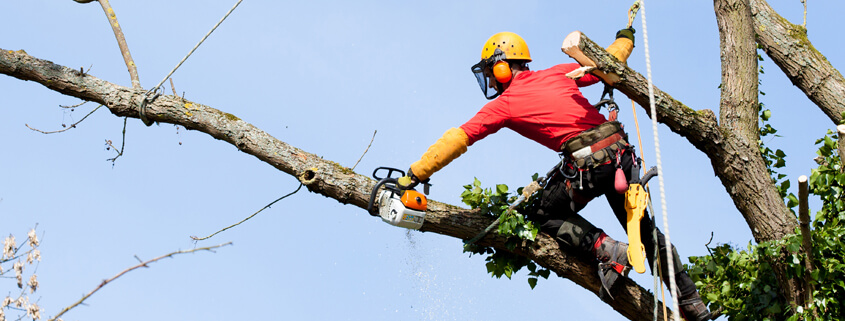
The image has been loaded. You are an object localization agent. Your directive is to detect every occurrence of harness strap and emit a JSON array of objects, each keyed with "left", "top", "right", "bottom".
[{"left": 570, "top": 132, "right": 625, "bottom": 160}]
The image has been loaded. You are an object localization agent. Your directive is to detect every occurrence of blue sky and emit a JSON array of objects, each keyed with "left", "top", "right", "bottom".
[{"left": 1, "top": 1, "right": 842, "bottom": 320}]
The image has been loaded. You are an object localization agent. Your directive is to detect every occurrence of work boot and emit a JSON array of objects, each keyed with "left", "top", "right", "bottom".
[
  {"left": 679, "top": 291, "right": 712, "bottom": 321},
  {"left": 592, "top": 233, "right": 631, "bottom": 300}
]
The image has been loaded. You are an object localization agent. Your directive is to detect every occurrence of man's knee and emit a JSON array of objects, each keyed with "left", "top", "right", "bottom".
[{"left": 554, "top": 215, "right": 600, "bottom": 252}]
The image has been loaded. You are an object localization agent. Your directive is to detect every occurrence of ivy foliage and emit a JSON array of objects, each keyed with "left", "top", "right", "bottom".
[
  {"left": 460, "top": 176, "right": 551, "bottom": 289},
  {"left": 688, "top": 129, "right": 845, "bottom": 320}
]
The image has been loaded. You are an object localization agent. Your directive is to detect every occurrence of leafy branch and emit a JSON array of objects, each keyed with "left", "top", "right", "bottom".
[
  {"left": 689, "top": 129, "right": 845, "bottom": 320},
  {"left": 459, "top": 176, "right": 550, "bottom": 289}
]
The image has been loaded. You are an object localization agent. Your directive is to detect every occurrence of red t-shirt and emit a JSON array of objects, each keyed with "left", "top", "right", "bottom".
[{"left": 460, "top": 63, "right": 606, "bottom": 151}]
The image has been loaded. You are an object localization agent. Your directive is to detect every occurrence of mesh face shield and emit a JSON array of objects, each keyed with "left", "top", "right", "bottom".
[
  {"left": 471, "top": 49, "right": 506, "bottom": 100},
  {"left": 471, "top": 62, "right": 502, "bottom": 100}
]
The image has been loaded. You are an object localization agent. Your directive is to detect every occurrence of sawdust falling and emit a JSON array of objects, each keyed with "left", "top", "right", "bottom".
[{"left": 403, "top": 229, "right": 464, "bottom": 320}]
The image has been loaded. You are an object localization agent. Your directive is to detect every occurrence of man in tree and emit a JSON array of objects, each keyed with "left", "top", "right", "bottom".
[{"left": 401, "top": 30, "right": 711, "bottom": 321}]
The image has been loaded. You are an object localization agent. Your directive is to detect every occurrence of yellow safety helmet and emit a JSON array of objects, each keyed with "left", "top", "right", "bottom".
[
  {"left": 480, "top": 32, "right": 532, "bottom": 61},
  {"left": 471, "top": 32, "right": 532, "bottom": 100}
]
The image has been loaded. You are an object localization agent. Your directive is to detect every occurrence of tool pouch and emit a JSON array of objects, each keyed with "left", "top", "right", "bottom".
[{"left": 561, "top": 121, "right": 628, "bottom": 169}]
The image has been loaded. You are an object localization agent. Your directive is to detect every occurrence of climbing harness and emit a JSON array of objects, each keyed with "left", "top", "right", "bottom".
[{"left": 138, "top": 0, "right": 244, "bottom": 126}]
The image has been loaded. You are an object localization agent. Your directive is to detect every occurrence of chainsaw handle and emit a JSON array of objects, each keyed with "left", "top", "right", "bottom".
[
  {"left": 368, "top": 177, "right": 399, "bottom": 216},
  {"left": 372, "top": 167, "right": 405, "bottom": 181}
]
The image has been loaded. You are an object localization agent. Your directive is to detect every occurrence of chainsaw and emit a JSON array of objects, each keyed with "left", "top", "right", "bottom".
[{"left": 367, "top": 167, "right": 428, "bottom": 230}]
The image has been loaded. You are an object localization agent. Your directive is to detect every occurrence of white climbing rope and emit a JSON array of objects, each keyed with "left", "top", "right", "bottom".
[{"left": 639, "top": 2, "right": 682, "bottom": 320}]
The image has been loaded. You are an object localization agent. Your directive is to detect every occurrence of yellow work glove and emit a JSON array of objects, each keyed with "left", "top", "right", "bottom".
[
  {"left": 409, "top": 127, "right": 469, "bottom": 181},
  {"left": 606, "top": 27, "right": 635, "bottom": 63}
]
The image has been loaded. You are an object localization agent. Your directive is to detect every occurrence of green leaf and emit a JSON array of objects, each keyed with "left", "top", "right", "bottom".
[
  {"left": 486, "top": 261, "right": 496, "bottom": 274},
  {"left": 786, "top": 194, "right": 799, "bottom": 208},
  {"left": 528, "top": 277, "right": 538, "bottom": 289},
  {"left": 496, "top": 184, "right": 509, "bottom": 195},
  {"left": 825, "top": 135, "right": 835, "bottom": 150}
]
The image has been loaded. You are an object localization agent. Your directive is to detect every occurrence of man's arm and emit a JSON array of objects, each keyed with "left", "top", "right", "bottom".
[{"left": 408, "top": 127, "right": 469, "bottom": 182}]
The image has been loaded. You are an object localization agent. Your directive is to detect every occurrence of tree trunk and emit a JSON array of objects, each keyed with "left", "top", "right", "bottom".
[
  {"left": 0, "top": 48, "right": 673, "bottom": 321},
  {"left": 715, "top": 0, "right": 803, "bottom": 307}
]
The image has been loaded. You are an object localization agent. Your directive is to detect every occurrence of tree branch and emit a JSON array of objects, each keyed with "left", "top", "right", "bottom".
[
  {"left": 750, "top": 0, "right": 845, "bottom": 125},
  {"left": 95, "top": 0, "right": 141, "bottom": 89},
  {"left": 48, "top": 242, "right": 232, "bottom": 321},
  {"left": 715, "top": 0, "right": 760, "bottom": 142},
  {"left": 0, "top": 48, "right": 672, "bottom": 321},
  {"left": 562, "top": 31, "right": 721, "bottom": 152}
]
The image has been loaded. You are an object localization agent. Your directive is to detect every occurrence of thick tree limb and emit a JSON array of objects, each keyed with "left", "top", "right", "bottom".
[
  {"left": 715, "top": 0, "right": 759, "bottom": 142},
  {"left": 750, "top": 0, "right": 845, "bottom": 124},
  {"left": 0, "top": 48, "right": 672, "bottom": 321}
]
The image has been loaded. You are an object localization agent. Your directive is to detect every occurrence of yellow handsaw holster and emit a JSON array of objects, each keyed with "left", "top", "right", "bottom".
[{"left": 624, "top": 183, "right": 648, "bottom": 274}]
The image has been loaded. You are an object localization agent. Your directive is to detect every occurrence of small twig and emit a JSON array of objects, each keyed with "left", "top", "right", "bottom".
[
  {"left": 106, "top": 117, "right": 128, "bottom": 162},
  {"left": 709, "top": 306, "right": 724, "bottom": 319},
  {"left": 59, "top": 101, "right": 88, "bottom": 109},
  {"left": 47, "top": 242, "right": 232, "bottom": 321},
  {"left": 351, "top": 130, "right": 377, "bottom": 171},
  {"left": 801, "top": 0, "right": 807, "bottom": 29},
  {"left": 191, "top": 183, "right": 303, "bottom": 241},
  {"left": 705, "top": 231, "right": 715, "bottom": 257},
  {"left": 95, "top": 0, "right": 141, "bottom": 89},
  {"left": 26, "top": 104, "right": 102, "bottom": 134}
]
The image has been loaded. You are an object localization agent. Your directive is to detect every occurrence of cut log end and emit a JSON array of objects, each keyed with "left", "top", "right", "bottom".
[{"left": 561, "top": 31, "right": 619, "bottom": 85}]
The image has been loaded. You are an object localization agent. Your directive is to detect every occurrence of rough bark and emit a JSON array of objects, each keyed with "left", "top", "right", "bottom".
[
  {"left": 715, "top": 0, "right": 759, "bottom": 142},
  {"left": 0, "top": 48, "right": 672, "bottom": 321},
  {"left": 715, "top": 0, "right": 804, "bottom": 307},
  {"left": 750, "top": 0, "right": 845, "bottom": 124}
]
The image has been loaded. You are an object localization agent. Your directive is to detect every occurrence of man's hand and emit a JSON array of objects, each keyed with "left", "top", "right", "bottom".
[
  {"left": 616, "top": 27, "right": 635, "bottom": 42},
  {"left": 397, "top": 169, "right": 421, "bottom": 190}
]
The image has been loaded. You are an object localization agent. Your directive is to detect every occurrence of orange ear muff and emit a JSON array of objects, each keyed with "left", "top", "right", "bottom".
[{"left": 492, "top": 61, "right": 512, "bottom": 83}]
